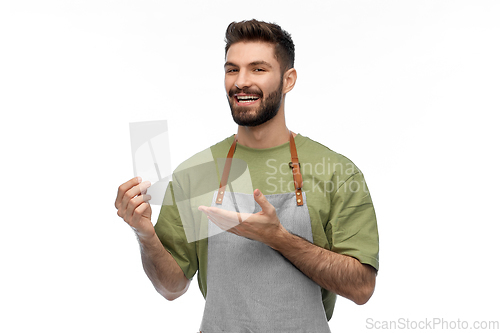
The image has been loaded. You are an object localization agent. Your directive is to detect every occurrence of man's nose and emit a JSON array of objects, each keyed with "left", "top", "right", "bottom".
[{"left": 234, "top": 70, "right": 251, "bottom": 89}]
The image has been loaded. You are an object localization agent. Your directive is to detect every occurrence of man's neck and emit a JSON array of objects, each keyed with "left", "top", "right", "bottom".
[{"left": 236, "top": 112, "right": 293, "bottom": 149}]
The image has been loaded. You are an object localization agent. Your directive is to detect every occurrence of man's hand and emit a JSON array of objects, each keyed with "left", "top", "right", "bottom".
[
  {"left": 199, "top": 188, "right": 376, "bottom": 304},
  {"left": 115, "top": 177, "right": 154, "bottom": 240},
  {"left": 115, "top": 177, "right": 190, "bottom": 300},
  {"left": 198, "top": 189, "right": 286, "bottom": 246}
]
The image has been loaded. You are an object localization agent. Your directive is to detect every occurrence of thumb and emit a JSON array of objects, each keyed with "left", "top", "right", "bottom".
[{"left": 254, "top": 189, "right": 275, "bottom": 215}]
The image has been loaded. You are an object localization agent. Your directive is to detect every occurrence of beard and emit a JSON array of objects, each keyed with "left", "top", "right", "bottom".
[{"left": 227, "top": 79, "right": 283, "bottom": 127}]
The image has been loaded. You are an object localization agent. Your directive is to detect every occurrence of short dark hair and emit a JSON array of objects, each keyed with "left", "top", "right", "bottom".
[{"left": 224, "top": 19, "right": 295, "bottom": 74}]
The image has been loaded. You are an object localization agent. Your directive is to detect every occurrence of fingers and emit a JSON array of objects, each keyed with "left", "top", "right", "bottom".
[
  {"left": 198, "top": 206, "right": 250, "bottom": 231},
  {"left": 198, "top": 206, "right": 235, "bottom": 230},
  {"left": 120, "top": 180, "right": 151, "bottom": 212},
  {"left": 115, "top": 177, "right": 141, "bottom": 209},
  {"left": 116, "top": 178, "right": 151, "bottom": 219},
  {"left": 200, "top": 206, "right": 250, "bottom": 223},
  {"left": 253, "top": 189, "right": 276, "bottom": 216},
  {"left": 124, "top": 193, "right": 152, "bottom": 223}
]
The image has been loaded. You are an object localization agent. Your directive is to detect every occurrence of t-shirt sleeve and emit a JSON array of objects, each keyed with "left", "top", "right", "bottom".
[
  {"left": 154, "top": 180, "right": 198, "bottom": 280},
  {"left": 328, "top": 172, "right": 379, "bottom": 271}
]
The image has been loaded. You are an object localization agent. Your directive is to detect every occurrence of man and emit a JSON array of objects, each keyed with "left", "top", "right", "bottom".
[{"left": 115, "top": 19, "right": 379, "bottom": 332}]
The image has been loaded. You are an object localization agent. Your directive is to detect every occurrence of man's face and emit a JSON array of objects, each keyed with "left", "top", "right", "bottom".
[{"left": 224, "top": 41, "right": 284, "bottom": 127}]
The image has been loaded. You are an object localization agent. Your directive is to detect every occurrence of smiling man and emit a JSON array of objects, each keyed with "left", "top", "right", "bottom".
[
  {"left": 115, "top": 19, "right": 379, "bottom": 333},
  {"left": 225, "top": 42, "right": 286, "bottom": 127}
]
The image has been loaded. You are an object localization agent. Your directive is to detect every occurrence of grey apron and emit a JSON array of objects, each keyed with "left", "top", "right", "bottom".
[{"left": 199, "top": 133, "right": 331, "bottom": 333}]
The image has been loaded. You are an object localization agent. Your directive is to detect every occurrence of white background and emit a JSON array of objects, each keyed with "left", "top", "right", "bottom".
[{"left": 1, "top": 0, "right": 499, "bottom": 332}]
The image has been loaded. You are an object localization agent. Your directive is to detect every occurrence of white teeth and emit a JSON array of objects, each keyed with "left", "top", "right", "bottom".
[{"left": 237, "top": 95, "right": 259, "bottom": 101}]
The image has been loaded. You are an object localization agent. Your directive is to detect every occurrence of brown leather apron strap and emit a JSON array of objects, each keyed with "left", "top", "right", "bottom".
[
  {"left": 289, "top": 131, "right": 304, "bottom": 206},
  {"left": 216, "top": 135, "right": 238, "bottom": 204},
  {"left": 216, "top": 132, "right": 304, "bottom": 206}
]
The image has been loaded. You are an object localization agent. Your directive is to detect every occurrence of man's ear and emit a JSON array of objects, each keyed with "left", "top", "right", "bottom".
[{"left": 282, "top": 68, "right": 297, "bottom": 95}]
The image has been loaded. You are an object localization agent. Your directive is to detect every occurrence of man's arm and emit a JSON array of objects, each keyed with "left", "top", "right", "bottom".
[
  {"left": 269, "top": 229, "right": 376, "bottom": 305},
  {"left": 116, "top": 177, "right": 190, "bottom": 301},
  {"left": 137, "top": 233, "right": 191, "bottom": 301},
  {"left": 199, "top": 188, "right": 376, "bottom": 305}
]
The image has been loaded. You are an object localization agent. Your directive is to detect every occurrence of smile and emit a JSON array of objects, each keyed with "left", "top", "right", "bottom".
[{"left": 235, "top": 94, "right": 261, "bottom": 105}]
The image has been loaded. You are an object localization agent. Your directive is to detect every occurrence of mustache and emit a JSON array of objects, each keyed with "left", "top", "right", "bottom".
[{"left": 228, "top": 87, "right": 263, "bottom": 97}]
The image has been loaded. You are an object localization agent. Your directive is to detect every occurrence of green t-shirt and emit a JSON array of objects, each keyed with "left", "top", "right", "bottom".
[{"left": 155, "top": 134, "right": 379, "bottom": 321}]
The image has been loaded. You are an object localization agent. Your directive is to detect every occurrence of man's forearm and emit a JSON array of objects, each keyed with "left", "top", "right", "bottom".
[
  {"left": 137, "top": 233, "right": 190, "bottom": 301},
  {"left": 269, "top": 227, "right": 376, "bottom": 305}
]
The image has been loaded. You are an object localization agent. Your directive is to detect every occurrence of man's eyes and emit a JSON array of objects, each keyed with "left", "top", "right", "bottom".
[{"left": 225, "top": 68, "right": 266, "bottom": 73}]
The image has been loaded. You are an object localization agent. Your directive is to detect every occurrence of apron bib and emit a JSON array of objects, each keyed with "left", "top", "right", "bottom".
[{"left": 199, "top": 133, "right": 331, "bottom": 333}]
